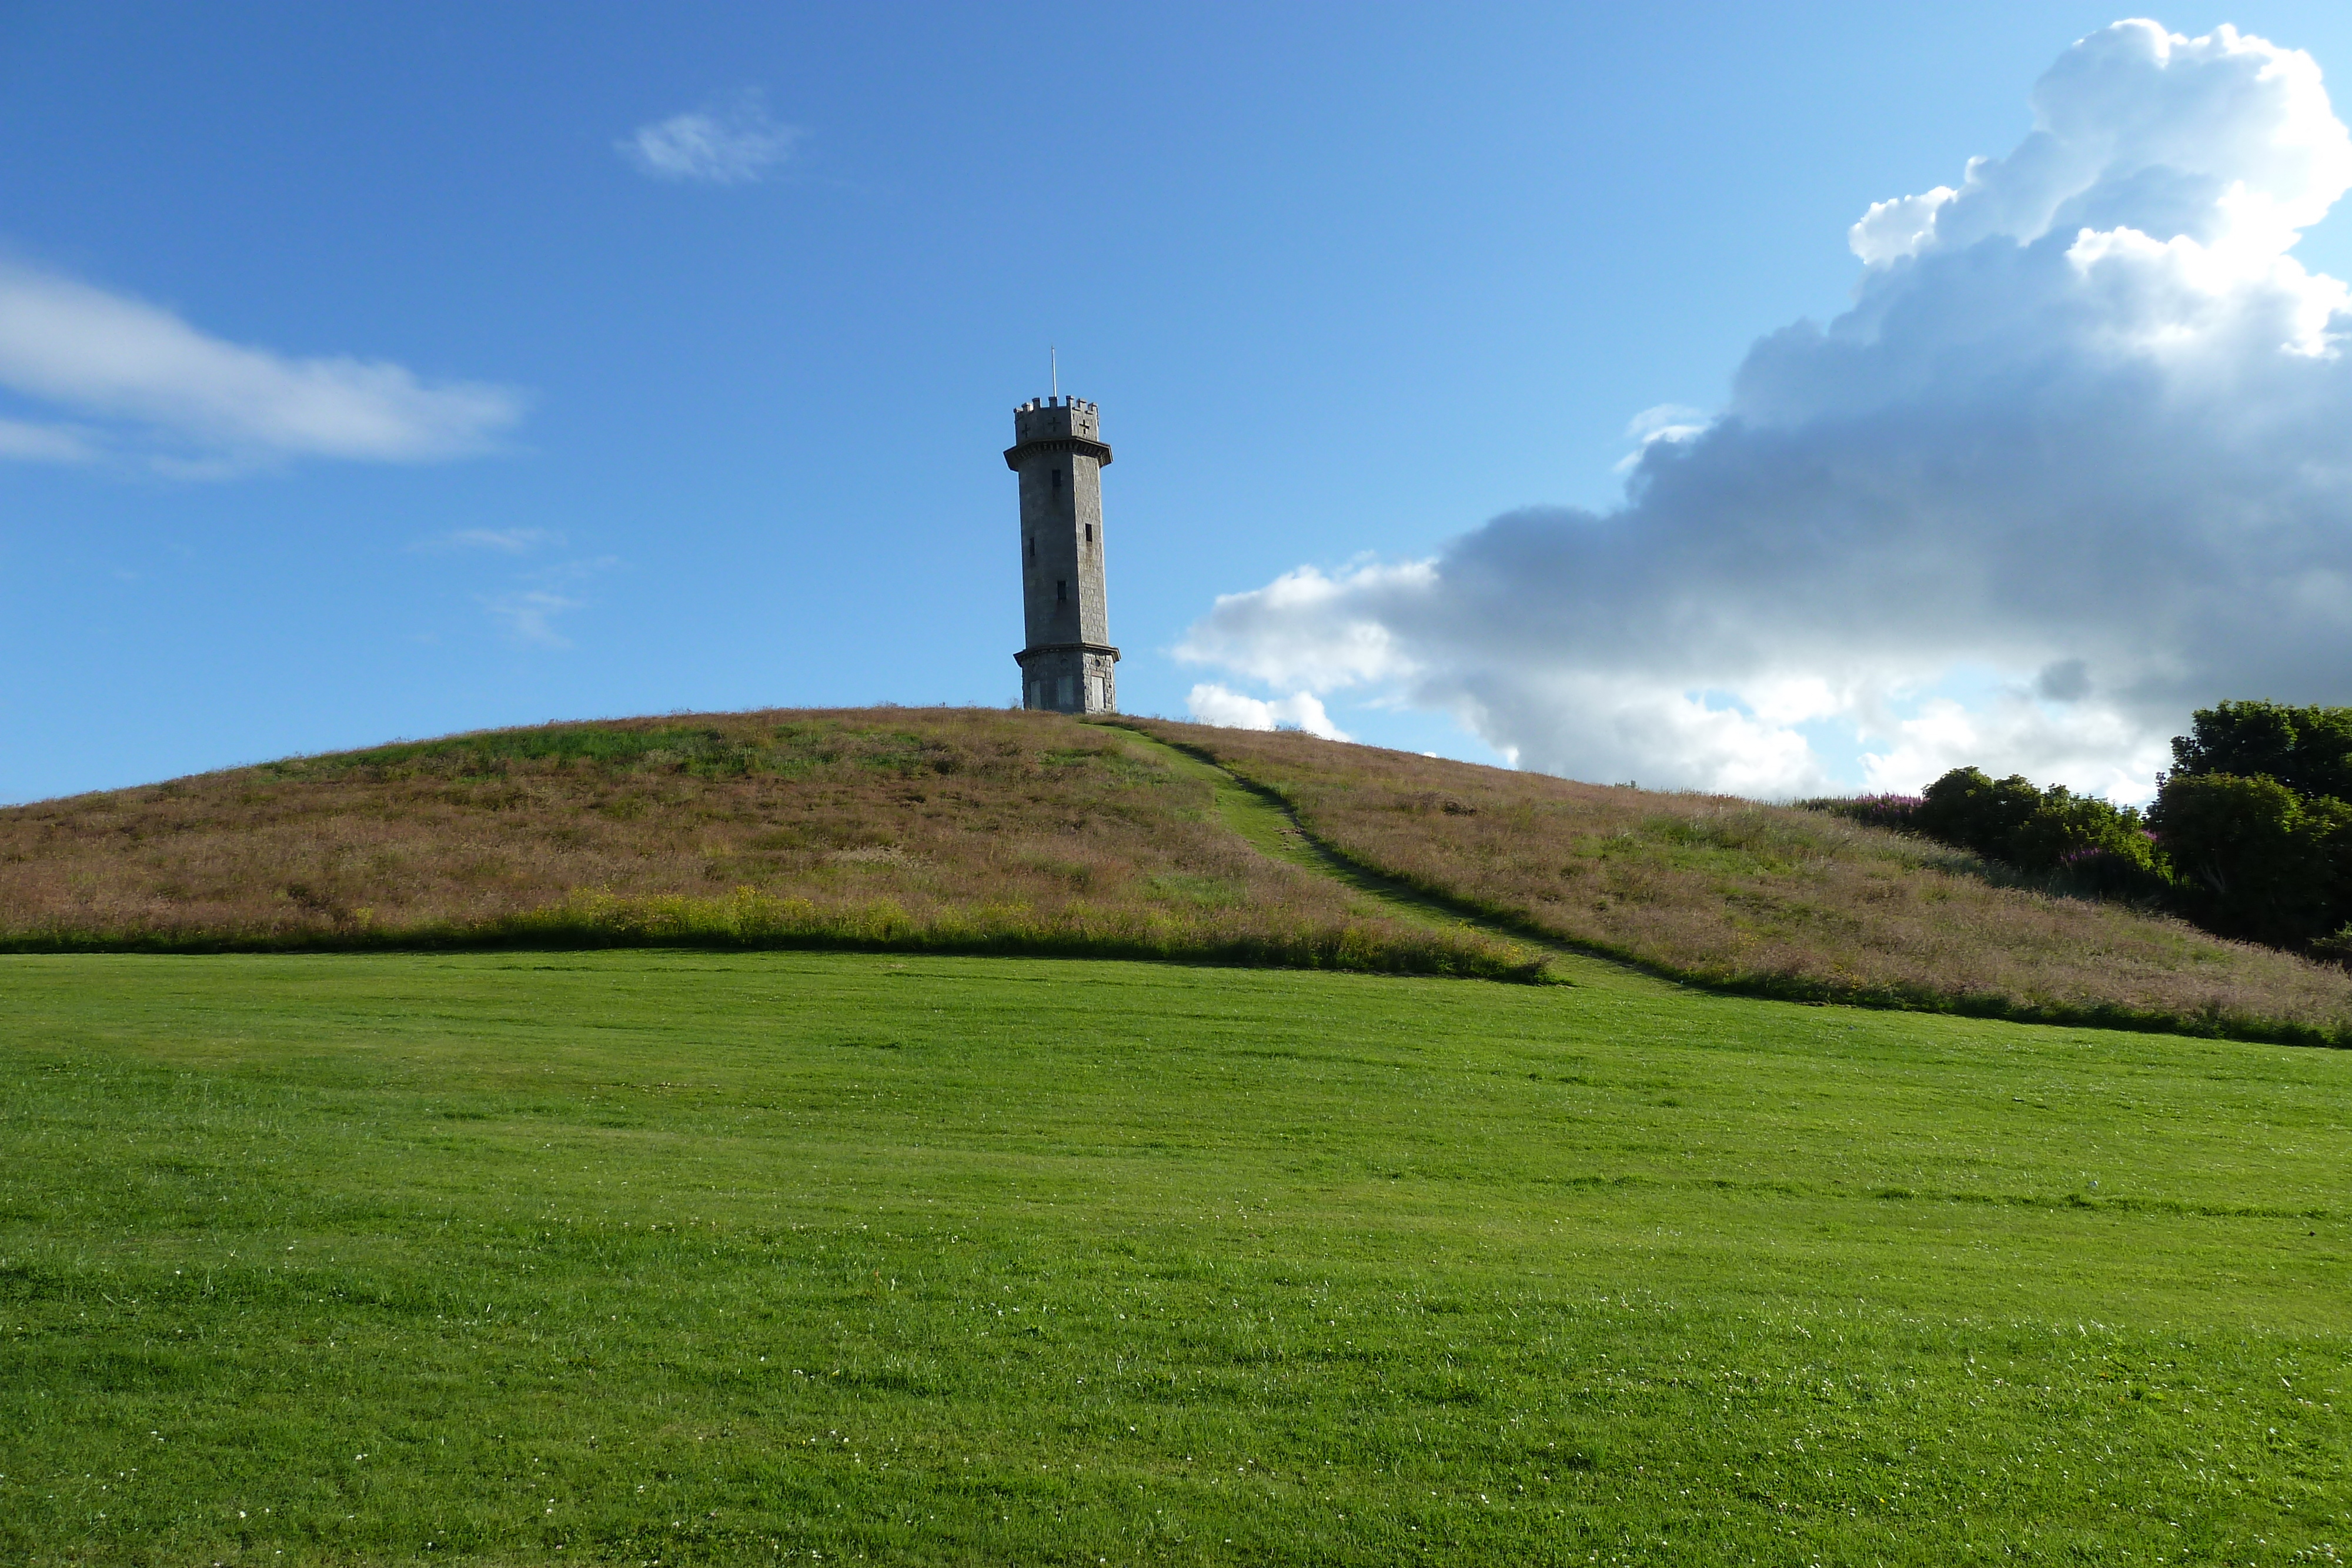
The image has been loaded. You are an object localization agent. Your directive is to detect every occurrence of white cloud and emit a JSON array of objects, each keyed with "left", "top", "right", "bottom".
[
  {"left": 1186, "top": 683, "right": 1353, "bottom": 741},
  {"left": 1849, "top": 186, "right": 1957, "bottom": 265},
  {"left": 1178, "top": 562, "right": 1427, "bottom": 690},
  {"left": 620, "top": 93, "right": 798, "bottom": 184},
  {"left": 0, "top": 263, "right": 523, "bottom": 472},
  {"left": 1859, "top": 691, "right": 2166, "bottom": 803},
  {"left": 1180, "top": 20, "right": 2352, "bottom": 803}
]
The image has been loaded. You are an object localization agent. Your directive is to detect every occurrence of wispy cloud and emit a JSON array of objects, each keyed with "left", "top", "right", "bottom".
[
  {"left": 0, "top": 414, "right": 96, "bottom": 463},
  {"left": 410, "top": 527, "right": 563, "bottom": 555},
  {"left": 477, "top": 555, "right": 619, "bottom": 648},
  {"left": 480, "top": 588, "right": 586, "bottom": 648},
  {"left": 0, "top": 263, "right": 525, "bottom": 474},
  {"left": 619, "top": 92, "right": 799, "bottom": 184}
]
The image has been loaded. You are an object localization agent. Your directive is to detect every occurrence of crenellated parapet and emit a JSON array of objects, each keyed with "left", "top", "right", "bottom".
[{"left": 1005, "top": 395, "right": 1112, "bottom": 470}]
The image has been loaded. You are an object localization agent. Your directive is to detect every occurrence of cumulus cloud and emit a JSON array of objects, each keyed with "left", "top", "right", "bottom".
[
  {"left": 0, "top": 264, "right": 523, "bottom": 473},
  {"left": 620, "top": 93, "right": 798, "bottom": 184},
  {"left": 1181, "top": 20, "right": 2352, "bottom": 801},
  {"left": 1187, "top": 683, "right": 1353, "bottom": 741}
]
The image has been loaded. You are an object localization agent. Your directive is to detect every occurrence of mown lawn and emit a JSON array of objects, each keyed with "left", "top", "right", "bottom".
[{"left": 1, "top": 950, "right": 2346, "bottom": 1565}]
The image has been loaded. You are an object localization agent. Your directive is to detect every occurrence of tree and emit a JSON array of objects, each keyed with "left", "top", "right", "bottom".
[
  {"left": 2147, "top": 773, "right": 2352, "bottom": 947},
  {"left": 2167, "top": 701, "right": 2352, "bottom": 804},
  {"left": 2153, "top": 702, "right": 2352, "bottom": 950}
]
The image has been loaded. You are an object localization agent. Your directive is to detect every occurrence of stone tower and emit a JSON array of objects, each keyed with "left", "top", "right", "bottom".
[{"left": 1007, "top": 394, "right": 1118, "bottom": 713}]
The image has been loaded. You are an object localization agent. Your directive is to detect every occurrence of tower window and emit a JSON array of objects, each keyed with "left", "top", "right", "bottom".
[
  {"left": 1025, "top": 534, "right": 1034, "bottom": 561},
  {"left": 1057, "top": 579, "right": 1067, "bottom": 601},
  {"left": 1051, "top": 469, "right": 1061, "bottom": 493},
  {"left": 1085, "top": 523, "right": 1093, "bottom": 543}
]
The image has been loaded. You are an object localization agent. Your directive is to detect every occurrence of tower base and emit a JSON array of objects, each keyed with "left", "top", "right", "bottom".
[{"left": 1016, "top": 643, "right": 1120, "bottom": 715}]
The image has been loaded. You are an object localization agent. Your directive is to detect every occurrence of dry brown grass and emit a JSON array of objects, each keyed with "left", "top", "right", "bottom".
[
  {"left": 1127, "top": 718, "right": 2352, "bottom": 1045},
  {"left": 0, "top": 708, "right": 1535, "bottom": 979}
]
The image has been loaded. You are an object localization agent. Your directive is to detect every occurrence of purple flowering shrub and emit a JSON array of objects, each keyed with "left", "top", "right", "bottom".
[{"left": 1798, "top": 794, "right": 1921, "bottom": 833}]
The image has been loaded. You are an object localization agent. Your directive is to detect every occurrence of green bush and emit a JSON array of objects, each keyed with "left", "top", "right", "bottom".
[
  {"left": 1912, "top": 768, "right": 2043, "bottom": 861},
  {"left": 1805, "top": 703, "right": 2352, "bottom": 955},
  {"left": 1911, "top": 767, "right": 2157, "bottom": 880}
]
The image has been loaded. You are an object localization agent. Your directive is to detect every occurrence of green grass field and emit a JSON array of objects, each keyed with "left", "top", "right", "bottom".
[{"left": 2, "top": 949, "right": 2347, "bottom": 1564}]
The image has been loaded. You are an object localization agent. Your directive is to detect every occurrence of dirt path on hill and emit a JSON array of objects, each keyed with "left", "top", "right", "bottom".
[{"left": 1105, "top": 724, "right": 1664, "bottom": 989}]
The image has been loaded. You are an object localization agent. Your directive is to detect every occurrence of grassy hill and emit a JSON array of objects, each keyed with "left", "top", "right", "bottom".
[
  {"left": 6, "top": 715, "right": 2350, "bottom": 1562},
  {"left": 0, "top": 708, "right": 1533, "bottom": 981},
  {"left": 3, "top": 949, "right": 2345, "bottom": 1564},
  {"left": 4, "top": 706, "right": 2348, "bottom": 1045}
]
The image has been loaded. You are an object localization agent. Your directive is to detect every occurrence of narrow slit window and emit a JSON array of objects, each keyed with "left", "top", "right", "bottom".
[
  {"left": 1085, "top": 523, "right": 1093, "bottom": 543},
  {"left": 1051, "top": 469, "right": 1061, "bottom": 493},
  {"left": 1025, "top": 534, "right": 1034, "bottom": 562},
  {"left": 1056, "top": 579, "right": 1067, "bottom": 602}
]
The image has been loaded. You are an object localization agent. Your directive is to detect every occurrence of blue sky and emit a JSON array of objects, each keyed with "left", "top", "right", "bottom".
[{"left": 8, "top": 4, "right": 2352, "bottom": 804}]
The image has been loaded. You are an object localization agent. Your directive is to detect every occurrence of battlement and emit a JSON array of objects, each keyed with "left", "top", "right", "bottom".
[
  {"left": 1007, "top": 394, "right": 1111, "bottom": 468},
  {"left": 1012, "top": 396, "right": 1101, "bottom": 445}
]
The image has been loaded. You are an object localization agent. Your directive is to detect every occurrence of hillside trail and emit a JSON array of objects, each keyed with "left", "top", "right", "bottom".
[{"left": 1104, "top": 724, "right": 1668, "bottom": 991}]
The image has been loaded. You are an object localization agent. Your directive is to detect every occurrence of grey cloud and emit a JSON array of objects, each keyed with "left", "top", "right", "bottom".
[
  {"left": 1181, "top": 21, "right": 2352, "bottom": 800},
  {"left": 2036, "top": 660, "right": 2092, "bottom": 703}
]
